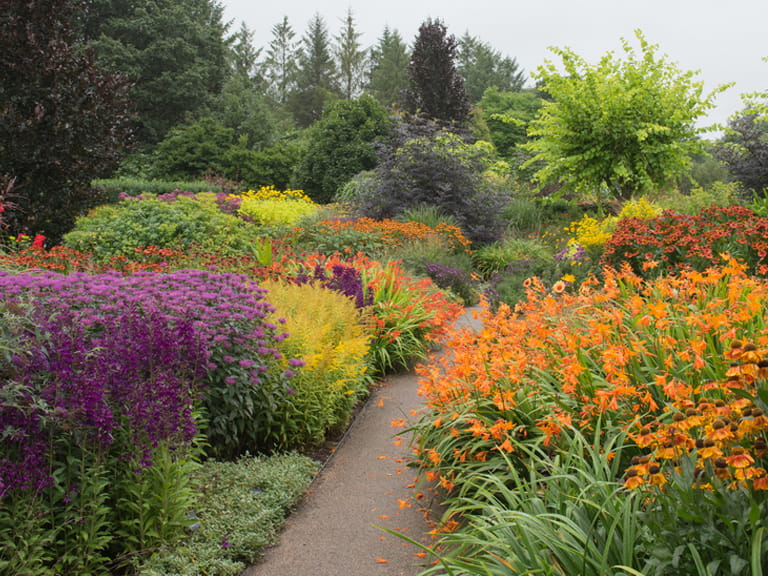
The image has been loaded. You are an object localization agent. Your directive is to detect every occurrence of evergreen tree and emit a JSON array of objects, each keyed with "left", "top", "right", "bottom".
[
  {"left": 335, "top": 8, "right": 367, "bottom": 99},
  {"left": 457, "top": 33, "right": 526, "bottom": 103},
  {"left": 367, "top": 26, "right": 410, "bottom": 109},
  {"left": 0, "top": 0, "right": 132, "bottom": 242},
  {"left": 229, "top": 21, "right": 263, "bottom": 89},
  {"left": 289, "top": 13, "right": 340, "bottom": 127},
  {"left": 264, "top": 16, "right": 299, "bottom": 105},
  {"left": 84, "top": 0, "right": 229, "bottom": 145},
  {"left": 405, "top": 19, "right": 470, "bottom": 125}
]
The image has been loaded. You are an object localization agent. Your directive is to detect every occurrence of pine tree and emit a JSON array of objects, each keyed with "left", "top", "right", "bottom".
[
  {"left": 367, "top": 26, "right": 410, "bottom": 109},
  {"left": 335, "top": 8, "right": 367, "bottom": 99},
  {"left": 457, "top": 33, "right": 526, "bottom": 103},
  {"left": 289, "top": 13, "right": 339, "bottom": 126},
  {"left": 264, "top": 16, "right": 299, "bottom": 105}
]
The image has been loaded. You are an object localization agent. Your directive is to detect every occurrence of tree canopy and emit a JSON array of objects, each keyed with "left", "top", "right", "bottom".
[
  {"left": 523, "top": 30, "right": 728, "bottom": 199},
  {"left": 84, "top": 0, "right": 229, "bottom": 144},
  {"left": 457, "top": 33, "right": 526, "bottom": 103}
]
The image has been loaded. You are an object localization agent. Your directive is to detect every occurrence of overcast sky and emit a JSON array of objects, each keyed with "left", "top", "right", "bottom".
[{"left": 222, "top": 0, "right": 767, "bottom": 132}]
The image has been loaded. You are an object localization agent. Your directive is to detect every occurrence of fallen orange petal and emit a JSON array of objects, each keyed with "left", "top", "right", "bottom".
[
  {"left": 377, "top": 399, "right": 384, "bottom": 407},
  {"left": 415, "top": 552, "right": 427, "bottom": 558},
  {"left": 376, "top": 557, "right": 389, "bottom": 563}
]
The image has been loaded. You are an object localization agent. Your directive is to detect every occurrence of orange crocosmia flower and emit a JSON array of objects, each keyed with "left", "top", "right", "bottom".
[
  {"left": 391, "top": 418, "right": 407, "bottom": 428},
  {"left": 497, "top": 438, "right": 514, "bottom": 453}
]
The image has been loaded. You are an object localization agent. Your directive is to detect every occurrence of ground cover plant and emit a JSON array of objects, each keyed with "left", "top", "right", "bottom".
[{"left": 410, "top": 258, "right": 768, "bottom": 574}]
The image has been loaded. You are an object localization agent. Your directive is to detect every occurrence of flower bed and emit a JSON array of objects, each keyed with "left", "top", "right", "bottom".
[{"left": 412, "top": 258, "right": 768, "bottom": 573}]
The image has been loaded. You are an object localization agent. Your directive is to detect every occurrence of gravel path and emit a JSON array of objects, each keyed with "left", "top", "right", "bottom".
[{"left": 242, "top": 307, "right": 482, "bottom": 576}]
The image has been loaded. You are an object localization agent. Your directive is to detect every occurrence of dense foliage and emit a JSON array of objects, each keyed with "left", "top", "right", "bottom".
[
  {"left": 355, "top": 118, "right": 508, "bottom": 244},
  {"left": 405, "top": 19, "right": 470, "bottom": 125},
  {"left": 717, "top": 108, "right": 768, "bottom": 196},
  {"left": 83, "top": 0, "right": 229, "bottom": 144},
  {"left": 293, "top": 96, "right": 392, "bottom": 203},
  {"left": 0, "top": 0, "right": 132, "bottom": 243},
  {"left": 63, "top": 192, "right": 260, "bottom": 259},
  {"left": 524, "top": 30, "right": 726, "bottom": 199}
]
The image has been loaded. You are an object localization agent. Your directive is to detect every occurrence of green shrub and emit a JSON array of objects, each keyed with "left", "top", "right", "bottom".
[
  {"left": 138, "top": 453, "right": 319, "bottom": 576},
  {"left": 63, "top": 194, "right": 260, "bottom": 259},
  {"left": 472, "top": 237, "right": 553, "bottom": 279},
  {"left": 260, "top": 279, "right": 373, "bottom": 448},
  {"left": 655, "top": 181, "right": 740, "bottom": 214}
]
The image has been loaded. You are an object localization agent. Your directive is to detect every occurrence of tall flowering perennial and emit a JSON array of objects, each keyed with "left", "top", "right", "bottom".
[
  {"left": 0, "top": 269, "right": 295, "bottom": 474},
  {"left": 413, "top": 257, "right": 768, "bottom": 495}
]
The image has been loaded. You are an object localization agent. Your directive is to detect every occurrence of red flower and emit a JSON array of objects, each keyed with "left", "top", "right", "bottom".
[{"left": 31, "top": 234, "right": 45, "bottom": 249}]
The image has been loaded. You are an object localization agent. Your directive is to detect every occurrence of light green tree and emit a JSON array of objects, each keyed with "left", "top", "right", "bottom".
[{"left": 523, "top": 30, "right": 729, "bottom": 199}]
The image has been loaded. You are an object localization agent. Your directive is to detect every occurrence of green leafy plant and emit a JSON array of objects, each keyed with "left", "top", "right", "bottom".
[
  {"left": 63, "top": 194, "right": 260, "bottom": 259},
  {"left": 138, "top": 453, "right": 319, "bottom": 576}
]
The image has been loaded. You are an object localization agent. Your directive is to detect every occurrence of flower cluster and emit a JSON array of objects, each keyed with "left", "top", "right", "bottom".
[
  {"left": 0, "top": 268, "right": 294, "bottom": 491},
  {"left": 601, "top": 205, "right": 768, "bottom": 277},
  {"left": 625, "top": 339, "right": 768, "bottom": 492},
  {"left": 294, "top": 217, "right": 472, "bottom": 256},
  {"left": 412, "top": 257, "right": 768, "bottom": 497}
]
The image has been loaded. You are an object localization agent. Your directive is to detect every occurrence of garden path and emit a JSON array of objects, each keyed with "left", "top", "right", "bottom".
[{"left": 242, "top": 306, "right": 482, "bottom": 576}]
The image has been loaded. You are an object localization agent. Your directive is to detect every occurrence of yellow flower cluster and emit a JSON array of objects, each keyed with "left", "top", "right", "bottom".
[
  {"left": 568, "top": 196, "right": 662, "bottom": 249},
  {"left": 262, "top": 279, "right": 372, "bottom": 446},
  {"left": 234, "top": 187, "right": 319, "bottom": 228},
  {"left": 617, "top": 196, "right": 662, "bottom": 220},
  {"left": 237, "top": 186, "right": 312, "bottom": 203},
  {"left": 568, "top": 215, "right": 617, "bottom": 248}
]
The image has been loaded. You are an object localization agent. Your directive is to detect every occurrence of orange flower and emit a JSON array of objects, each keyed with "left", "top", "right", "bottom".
[
  {"left": 725, "top": 447, "right": 754, "bottom": 469},
  {"left": 552, "top": 280, "right": 567, "bottom": 294}
]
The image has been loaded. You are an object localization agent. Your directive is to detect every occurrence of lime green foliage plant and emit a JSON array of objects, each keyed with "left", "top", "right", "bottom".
[
  {"left": 63, "top": 193, "right": 259, "bottom": 259},
  {"left": 524, "top": 30, "right": 729, "bottom": 199},
  {"left": 235, "top": 186, "right": 320, "bottom": 228},
  {"left": 260, "top": 279, "right": 373, "bottom": 448}
]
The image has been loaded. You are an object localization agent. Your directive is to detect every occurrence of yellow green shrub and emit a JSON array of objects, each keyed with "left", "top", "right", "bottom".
[
  {"left": 234, "top": 186, "right": 320, "bottom": 228},
  {"left": 263, "top": 280, "right": 372, "bottom": 448}
]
